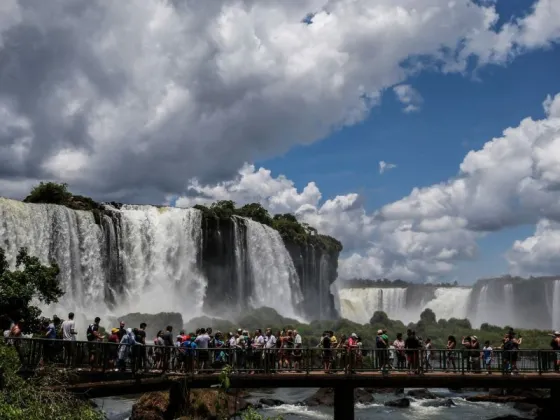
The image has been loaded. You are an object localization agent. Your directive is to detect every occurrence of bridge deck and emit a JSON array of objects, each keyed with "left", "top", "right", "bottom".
[{"left": 57, "top": 371, "right": 560, "bottom": 398}]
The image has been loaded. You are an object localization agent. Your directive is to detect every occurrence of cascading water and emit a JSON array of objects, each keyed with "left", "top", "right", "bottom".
[
  {"left": 107, "top": 205, "right": 207, "bottom": 317},
  {"left": 0, "top": 198, "right": 208, "bottom": 328},
  {"left": 553, "top": 280, "right": 560, "bottom": 330},
  {"left": 232, "top": 216, "right": 247, "bottom": 308},
  {"left": 243, "top": 218, "right": 303, "bottom": 319},
  {"left": 421, "top": 288, "right": 471, "bottom": 320},
  {"left": 0, "top": 198, "right": 107, "bottom": 312},
  {"left": 338, "top": 288, "right": 408, "bottom": 324}
]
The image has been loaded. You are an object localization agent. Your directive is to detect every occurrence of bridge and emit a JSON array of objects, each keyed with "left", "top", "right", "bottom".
[{"left": 8, "top": 337, "right": 560, "bottom": 419}]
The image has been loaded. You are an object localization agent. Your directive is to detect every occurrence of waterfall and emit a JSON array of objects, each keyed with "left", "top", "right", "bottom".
[
  {"left": 232, "top": 216, "right": 247, "bottom": 308},
  {"left": 553, "top": 280, "right": 560, "bottom": 330},
  {"left": 108, "top": 205, "right": 207, "bottom": 317},
  {"left": 0, "top": 198, "right": 208, "bottom": 325},
  {"left": 0, "top": 198, "right": 106, "bottom": 312},
  {"left": 422, "top": 288, "right": 471, "bottom": 321},
  {"left": 243, "top": 218, "right": 303, "bottom": 319},
  {"left": 338, "top": 287, "right": 408, "bottom": 324}
]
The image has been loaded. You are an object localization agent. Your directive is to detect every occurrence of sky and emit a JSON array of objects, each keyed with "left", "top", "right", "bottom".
[{"left": 1, "top": 0, "right": 560, "bottom": 284}]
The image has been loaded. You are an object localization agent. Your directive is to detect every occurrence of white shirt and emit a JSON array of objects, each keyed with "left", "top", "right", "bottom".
[
  {"left": 253, "top": 335, "right": 265, "bottom": 349},
  {"left": 195, "top": 333, "right": 211, "bottom": 349},
  {"left": 265, "top": 335, "right": 277, "bottom": 349},
  {"left": 61, "top": 320, "right": 76, "bottom": 341},
  {"left": 294, "top": 333, "right": 302, "bottom": 345},
  {"left": 229, "top": 337, "right": 236, "bottom": 347}
]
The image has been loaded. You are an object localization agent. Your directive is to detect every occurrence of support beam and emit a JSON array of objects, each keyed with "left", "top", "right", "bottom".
[{"left": 333, "top": 385, "right": 354, "bottom": 420}]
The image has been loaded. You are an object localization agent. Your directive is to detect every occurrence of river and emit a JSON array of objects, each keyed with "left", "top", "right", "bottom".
[{"left": 95, "top": 388, "right": 533, "bottom": 420}]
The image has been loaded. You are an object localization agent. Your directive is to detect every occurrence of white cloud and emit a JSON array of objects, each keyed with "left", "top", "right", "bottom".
[
  {"left": 393, "top": 84, "right": 423, "bottom": 113},
  {"left": 176, "top": 92, "right": 560, "bottom": 282},
  {"left": 0, "top": 0, "right": 559, "bottom": 202},
  {"left": 507, "top": 219, "right": 560, "bottom": 276},
  {"left": 379, "top": 161, "right": 397, "bottom": 174}
]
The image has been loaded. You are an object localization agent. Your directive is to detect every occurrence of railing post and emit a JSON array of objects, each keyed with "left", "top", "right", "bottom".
[{"left": 461, "top": 350, "right": 465, "bottom": 375}]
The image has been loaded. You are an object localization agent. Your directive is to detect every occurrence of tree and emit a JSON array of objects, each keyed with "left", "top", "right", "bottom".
[
  {"left": 370, "top": 311, "right": 389, "bottom": 325},
  {"left": 0, "top": 247, "right": 62, "bottom": 333},
  {"left": 24, "top": 182, "right": 72, "bottom": 205},
  {"left": 238, "top": 203, "right": 272, "bottom": 226},
  {"left": 419, "top": 308, "right": 437, "bottom": 325}
]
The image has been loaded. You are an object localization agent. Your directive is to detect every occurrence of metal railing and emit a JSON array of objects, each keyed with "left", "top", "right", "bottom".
[{"left": 5, "top": 337, "right": 559, "bottom": 376}]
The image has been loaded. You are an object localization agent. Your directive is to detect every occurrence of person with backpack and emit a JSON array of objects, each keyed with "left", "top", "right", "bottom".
[
  {"left": 86, "top": 317, "right": 104, "bottom": 368},
  {"left": 375, "top": 329, "right": 388, "bottom": 371}
]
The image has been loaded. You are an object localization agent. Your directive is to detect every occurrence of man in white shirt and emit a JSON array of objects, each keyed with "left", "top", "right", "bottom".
[
  {"left": 253, "top": 329, "right": 265, "bottom": 372},
  {"left": 61, "top": 312, "right": 77, "bottom": 366},
  {"left": 195, "top": 328, "right": 211, "bottom": 371},
  {"left": 264, "top": 328, "right": 277, "bottom": 373}
]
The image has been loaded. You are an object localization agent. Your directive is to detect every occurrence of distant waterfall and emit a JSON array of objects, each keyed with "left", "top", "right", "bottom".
[
  {"left": 338, "top": 287, "right": 408, "bottom": 324},
  {"left": 243, "top": 218, "right": 304, "bottom": 319},
  {"left": 553, "top": 280, "right": 560, "bottom": 330}
]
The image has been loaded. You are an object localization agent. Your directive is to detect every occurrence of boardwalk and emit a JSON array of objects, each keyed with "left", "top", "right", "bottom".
[{"left": 11, "top": 337, "right": 560, "bottom": 419}]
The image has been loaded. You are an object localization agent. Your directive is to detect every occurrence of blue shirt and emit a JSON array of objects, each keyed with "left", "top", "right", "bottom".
[{"left": 46, "top": 323, "right": 56, "bottom": 339}]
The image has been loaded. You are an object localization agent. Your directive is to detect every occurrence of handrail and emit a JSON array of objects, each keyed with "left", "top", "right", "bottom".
[{"left": 5, "top": 336, "right": 559, "bottom": 377}]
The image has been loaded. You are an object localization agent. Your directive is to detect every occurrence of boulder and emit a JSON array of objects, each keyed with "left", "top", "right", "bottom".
[
  {"left": 512, "top": 402, "right": 540, "bottom": 412},
  {"left": 130, "top": 389, "right": 250, "bottom": 420},
  {"left": 384, "top": 398, "right": 411, "bottom": 408},
  {"left": 303, "top": 388, "right": 374, "bottom": 407},
  {"left": 420, "top": 399, "right": 456, "bottom": 408},
  {"left": 407, "top": 389, "right": 437, "bottom": 399}
]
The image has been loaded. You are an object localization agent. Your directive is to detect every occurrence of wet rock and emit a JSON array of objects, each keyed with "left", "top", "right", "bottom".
[
  {"left": 303, "top": 388, "right": 374, "bottom": 406},
  {"left": 513, "top": 402, "right": 540, "bottom": 412},
  {"left": 354, "top": 388, "right": 375, "bottom": 404},
  {"left": 384, "top": 398, "right": 411, "bottom": 408},
  {"left": 420, "top": 399, "right": 456, "bottom": 408},
  {"left": 407, "top": 389, "right": 437, "bottom": 399},
  {"left": 130, "top": 389, "right": 250, "bottom": 420},
  {"left": 259, "top": 398, "right": 285, "bottom": 407}
]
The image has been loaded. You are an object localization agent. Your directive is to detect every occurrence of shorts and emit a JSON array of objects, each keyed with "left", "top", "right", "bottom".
[{"left": 484, "top": 357, "right": 492, "bottom": 366}]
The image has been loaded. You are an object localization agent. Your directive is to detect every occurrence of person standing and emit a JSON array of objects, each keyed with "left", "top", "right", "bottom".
[
  {"left": 195, "top": 328, "right": 211, "bottom": 371},
  {"left": 86, "top": 317, "right": 104, "bottom": 368}
]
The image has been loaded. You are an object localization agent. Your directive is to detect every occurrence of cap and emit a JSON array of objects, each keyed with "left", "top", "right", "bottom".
[
  {"left": 554, "top": 331, "right": 560, "bottom": 336},
  {"left": 377, "top": 329, "right": 383, "bottom": 334},
  {"left": 351, "top": 333, "right": 358, "bottom": 338},
  {"left": 111, "top": 328, "right": 118, "bottom": 333},
  {"left": 472, "top": 335, "right": 478, "bottom": 340}
]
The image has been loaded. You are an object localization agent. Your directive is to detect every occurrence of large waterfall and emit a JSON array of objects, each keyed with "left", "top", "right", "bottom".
[
  {"left": 0, "top": 198, "right": 315, "bottom": 325},
  {"left": 243, "top": 218, "right": 304, "bottom": 319}
]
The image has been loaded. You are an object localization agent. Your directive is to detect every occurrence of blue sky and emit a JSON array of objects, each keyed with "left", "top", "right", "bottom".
[{"left": 256, "top": 3, "right": 560, "bottom": 283}]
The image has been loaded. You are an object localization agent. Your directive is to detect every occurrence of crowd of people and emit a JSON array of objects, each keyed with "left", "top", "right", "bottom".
[{"left": 5, "top": 313, "right": 560, "bottom": 375}]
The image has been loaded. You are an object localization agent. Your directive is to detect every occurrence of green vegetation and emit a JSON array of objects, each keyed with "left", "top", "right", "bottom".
[
  {"left": 195, "top": 200, "right": 342, "bottom": 253},
  {"left": 23, "top": 182, "right": 102, "bottom": 223},
  {"left": 0, "top": 344, "right": 103, "bottom": 420},
  {"left": 0, "top": 247, "right": 62, "bottom": 333},
  {"left": 186, "top": 307, "right": 555, "bottom": 349},
  {"left": 0, "top": 246, "right": 102, "bottom": 420}
]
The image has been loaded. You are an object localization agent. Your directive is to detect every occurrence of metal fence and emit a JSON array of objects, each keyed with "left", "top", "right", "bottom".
[{"left": 6, "top": 337, "right": 559, "bottom": 376}]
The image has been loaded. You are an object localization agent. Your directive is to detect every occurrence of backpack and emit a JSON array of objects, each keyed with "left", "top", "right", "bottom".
[
  {"left": 86, "top": 324, "right": 95, "bottom": 341},
  {"left": 376, "top": 336, "right": 387, "bottom": 349}
]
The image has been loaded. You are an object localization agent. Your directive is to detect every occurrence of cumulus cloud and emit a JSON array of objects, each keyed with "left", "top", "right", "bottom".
[
  {"left": 379, "top": 161, "right": 397, "bottom": 174},
  {"left": 177, "top": 92, "right": 560, "bottom": 281},
  {"left": 393, "top": 85, "right": 423, "bottom": 113},
  {"left": 1, "top": 0, "right": 559, "bottom": 202}
]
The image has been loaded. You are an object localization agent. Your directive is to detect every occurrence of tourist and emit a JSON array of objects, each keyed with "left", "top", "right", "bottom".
[
  {"left": 293, "top": 329, "right": 302, "bottom": 371},
  {"left": 551, "top": 331, "right": 560, "bottom": 372},
  {"left": 346, "top": 332, "right": 359, "bottom": 373},
  {"left": 61, "top": 312, "right": 77, "bottom": 366},
  {"left": 252, "top": 329, "right": 265, "bottom": 373},
  {"left": 462, "top": 336, "right": 473, "bottom": 372},
  {"left": 264, "top": 328, "right": 277, "bottom": 373},
  {"left": 133, "top": 322, "right": 148, "bottom": 372},
  {"left": 405, "top": 329, "right": 421, "bottom": 375},
  {"left": 117, "top": 321, "right": 126, "bottom": 341},
  {"left": 446, "top": 335, "right": 457, "bottom": 372},
  {"left": 483, "top": 340, "right": 493, "bottom": 374},
  {"left": 471, "top": 335, "right": 481, "bottom": 373},
  {"left": 424, "top": 338, "right": 433, "bottom": 371},
  {"left": 162, "top": 325, "right": 174, "bottom": 371},
  {"left": 107, "top": 328, "right": 120, "bottom": 369},
  {"left": 321, "top": 331, "right": 331, "bottom": 373},
  {"left": 393, "top": 333, "right": 406, "bottom": 370},
  {"left": 86, "top": 317, "right": 104, "bottom": 368},
  {"left": 117, "top": 328, "right": 136, "bottom": 372},
  {"left": 375, "top": 329, "right": 388, "bottom": 370},
  {"left": 195, "top": 328, "right": 211, "bottom": 371}
]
